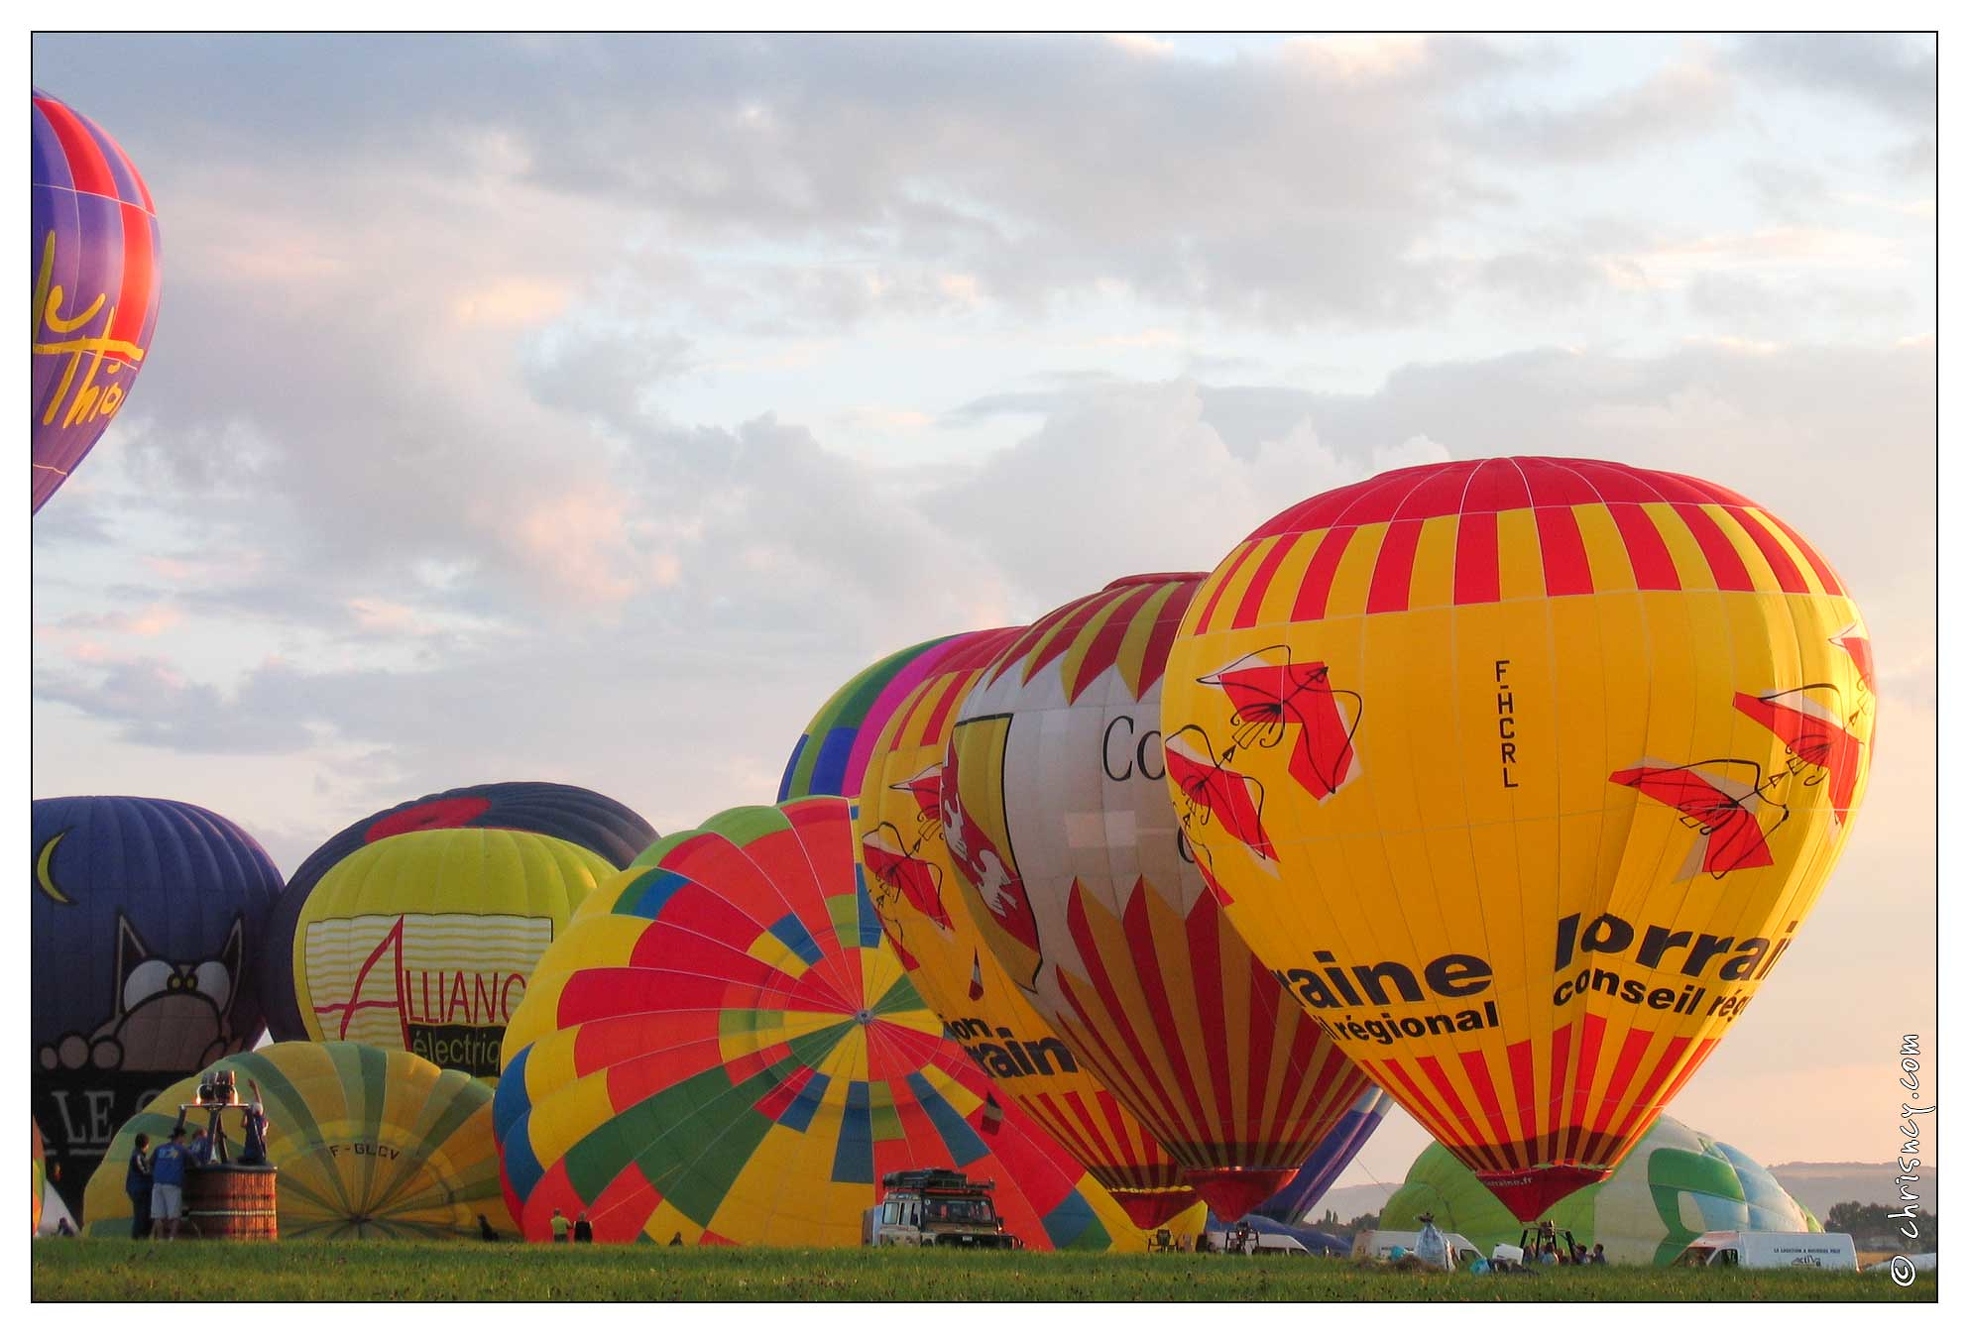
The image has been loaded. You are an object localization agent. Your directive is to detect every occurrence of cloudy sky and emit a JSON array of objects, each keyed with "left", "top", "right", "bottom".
[{"left": 26, "top": 33, "right": 1935, "bottom": 1189}]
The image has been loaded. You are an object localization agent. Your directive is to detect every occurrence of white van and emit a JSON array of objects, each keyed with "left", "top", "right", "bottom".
[
  {"left": 1674, "top": 1230, "right": 1858, "bottom": 1271},
  {"left": 1204, "top": 1228, "right": 1312, "bottom": 1257},
  {"left": 1350, "top": 1229, "right": 1482, "bottom": 1267}
]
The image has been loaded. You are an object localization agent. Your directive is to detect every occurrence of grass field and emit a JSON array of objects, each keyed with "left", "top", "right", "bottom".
[{"left": 32, "top": 1239, "right": 1939, "bottom": 1302}]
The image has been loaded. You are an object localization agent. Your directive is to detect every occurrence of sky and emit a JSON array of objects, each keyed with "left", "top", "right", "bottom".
[{"left": 23, "top": 31, "right": 1937, "bottom": 1195}]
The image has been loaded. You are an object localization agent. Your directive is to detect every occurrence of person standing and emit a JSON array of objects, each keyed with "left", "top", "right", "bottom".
[
  {"left": 149, "top": 1128, "right": 192, "bottom": 1240},
  {"left": 550, "top": 1207, "right": 571, "bottom": 1243},
  {"left": 124, "top": 1133, "right": 153, "bottom": 1240},
  {"left": 239, "top": 1080, "right": 271, "bottom": 1166},
  {"left": 573, "top": 1212, "right": 593, "bottom": 1243}
]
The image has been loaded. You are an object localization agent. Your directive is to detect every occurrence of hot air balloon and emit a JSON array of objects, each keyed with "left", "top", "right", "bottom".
[
  {"left": 1381, "top": 1114, "right": 1821, "bottom": 1265},
  {"left": 284, "top": 828, "right": 613, "bottom": 1081},
  {"left": 32, "top": 1120, "right": 45, "bottom": 1237},
  {"left": 31, "top": 90, "right": 162, "bottom": 513},
  {"left": 1253, "top": 1087, "right": 1394, "bottom": 1225},
  {"left": 853, "top": 629, "right": 1197, "bottom": 1228},
  {"left": 495, "top": 798, "right": 1146, "bottom": 1249},
  {"left": 82, "top": 1041, "right": 514, "bottom": 1239},
  {"left": 945, "top": 574, "right": 1381, "bottom": 1221},
  {"left": 779, "top": 636, "right": 961, "bottom": 803},
  {"left": 261, "top": 781, "right": 657, "bottom": 1042},
  {"left": 1162, "top": 456, "right": 1874, "bottom": 1222},
  {"left": 32, "top": 795, "right": 284, "bottom": 1218}
]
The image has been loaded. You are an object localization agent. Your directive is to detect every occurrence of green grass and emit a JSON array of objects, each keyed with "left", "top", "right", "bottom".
[{"left": 32, "top": 1239, "right": 1938, "bottom": 1302}]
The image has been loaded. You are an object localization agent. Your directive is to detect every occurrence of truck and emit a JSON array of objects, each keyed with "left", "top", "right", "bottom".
[
  {"left": 862, "top": 1168, "right": 1022, "bottom": 1249},
  {"left": 1673, "top": 1230, "right": 1859, "bottom": 1271}
]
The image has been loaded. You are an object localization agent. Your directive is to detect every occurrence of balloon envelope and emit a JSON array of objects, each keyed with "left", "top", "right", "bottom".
[
  {"left": 32, "top": 795, "right": 284, "bottom": 1218},
  {"left": 83, "top": 1041, "right": 514, "bottom": 1239},
  {"left": 1162, "top": 457, "right": 1874, "bottom": 1220},
  {"left": 32, "top": 1120, "right": 45, "bottom": 1237},
  {"left": 853, "top": 629, "right": 1195, "bottom": 1227},
  {"left": 1254, "top": 1087, "right": 1395, "bottom": 1224},
  {"left": 947, "top": 574, "right": 1379, "bottom": 1220},
  {"left": 1381, "top": 1113, "right": 1820, "bottom": 1264},
  {"left": 779, "top": 636, "right": 962, "bottom": 803},
  {"left": 495, "top": 797, "right": 1147, "bottom": 1249},
  {"left": 287, "top": 828, "right": 613, "bottom": 1081},
  {"left": 31, "top": 89, "right": 162, "bottom": 513},
  {"left": 261, "top": 781, "right": 658, "bottom": 1041}
]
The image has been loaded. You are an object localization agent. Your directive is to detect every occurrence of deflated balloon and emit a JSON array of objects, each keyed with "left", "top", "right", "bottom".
[
  {"left": 1381, "top": 1113, "right": 1820, "bottom": 1264},
  {"left": 854, "top": 629, "right": 1196, "bottom": 1228},
  {"left": 947, "top": 574, "right": 1379, "bottom": 1221},
  {"left": 262, "top": 781, "right": 657, "bottom": 1041},
  {"left": 1163, "top": 457, "right": 1873, "bottom": 1221},
  {"left": 32, "top": 795, "right": 284, "bottom": 1218},
  {"left": 83, "top": 1041, "right": 513, "bottom": 1239},
  {"left": 494, "top": 798, "right": 1146, "bottom": 1249},
  {"left": 31, "top": 90, "right": 162, "bottom": 513},
  {"left": 286, "top": 828, "right": 613, "bottom": 1082}
]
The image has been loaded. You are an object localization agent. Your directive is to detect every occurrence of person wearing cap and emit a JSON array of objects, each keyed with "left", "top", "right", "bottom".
[{"left": 149, "top": 1127, "right": 193, "bottom": 1240}]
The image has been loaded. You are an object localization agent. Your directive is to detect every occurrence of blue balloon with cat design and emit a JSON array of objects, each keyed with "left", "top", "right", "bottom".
[{"left": 30, "top": 795, "right": 283, "bottom": 1219}]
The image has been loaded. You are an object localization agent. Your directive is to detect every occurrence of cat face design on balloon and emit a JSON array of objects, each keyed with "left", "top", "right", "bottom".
[{"left": 38, "top": 914, "right": 246, "bottom": 1074}]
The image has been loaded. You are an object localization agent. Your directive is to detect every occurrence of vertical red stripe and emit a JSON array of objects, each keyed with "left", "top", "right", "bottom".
[
  {"left": 1288, "top": 527, "right": 1355, "bottom": 623},
  {"left": 1067, "top": 586, "right": 1154, "bottom": 702},
  {"left": 1567, "top": 1015, "right": 1607, "bottom": 1162},
  {"left": 107, "top": 200, "right": 153, "bottom": 354},
  {"left": 1758, "top": 510, "right": 1846, "bottom": 595},
  {"left": 1365, "top": 519, "right": 1424, "bottom": 614},
  {"left": 1415, "top": 1055, "right": 1484, "bottom": 1153},
  {"left": 1229, "top": 536, "right": 1296, "bottom": 631},
  {"left": 39, "top": 100, "right": 117, "bottom": 197},
  {"left": 1453, "top": 510, "right": 1501, "bottom": 605},
  {"left": 1732, "top": 509, "right": 1810, "bottom": 594},
  {"left": 1457, "top": 1051, "right": 1518, "bottom": 1167},
  {"left": 1375, "top": 1059, "right": 1468, "bottom": 1163},
  {"left": 1607, "top": 1034, "right": 1692, "bottom": 1147},
  {"left": 1607, "top": 503, "right": 1681, "bottom": 590},
  {"left": 1533, "top": 505, "right": 1594, "bottom": 596},
  {"left": 1588, "top": 1028, "right": 1656, "bottom": 1137},
  {"left": 1193, "top": 540, "right": 1266, "bottom": 633},
  {"left": 1545, "top": 1023, "right": 1572, "bottom": 1164},
  {"left": 1504, "top": 1037, "right": 1538, "bottom": 1157},
  {"left": 1671, "top": 502, "right": 1755, "bottom": 591}
]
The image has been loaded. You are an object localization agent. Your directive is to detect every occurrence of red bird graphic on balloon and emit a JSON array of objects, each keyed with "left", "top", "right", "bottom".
[
  {"left": 1163, "top": 726, "right": 1278, "bottom": 879},
  {"left": 939, "top": 751, "right": 1041, "bottom": 956},
  {"left": 1733, "top": 684, "right": 1866, "bottom": 828},
  {"left": 1609, "top": 759, "right": 1785, "bottom": 881},
  {"left": 860, "top": 822, "right": 951, "bottom": 932},
  {"left": 1195, "top": 648, "right": 1362, "bottom": 800}
]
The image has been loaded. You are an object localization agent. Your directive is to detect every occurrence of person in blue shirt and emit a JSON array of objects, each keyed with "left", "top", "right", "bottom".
[
  {"left": 149, "top": 1127, "right": 192, "bottom": 1240},
  {"left": 123, "top": 1133, "right": 153, "bottom": 1240}
]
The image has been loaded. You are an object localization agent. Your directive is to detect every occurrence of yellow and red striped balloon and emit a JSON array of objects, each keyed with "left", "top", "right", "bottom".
[
  {"left": 855, "top": 628, "right": 1197, "bottom": 1228},
  {"left": 946, "top": 574, "right": 1377, "bottom": 1221},
  {"left": 1162, "top": 457, "right": 1873, "bottom": 1221}
]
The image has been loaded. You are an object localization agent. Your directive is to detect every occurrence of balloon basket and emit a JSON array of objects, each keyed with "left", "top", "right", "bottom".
[{"left": 183, "top": 1164, "right": 278, "bottom": 1241}]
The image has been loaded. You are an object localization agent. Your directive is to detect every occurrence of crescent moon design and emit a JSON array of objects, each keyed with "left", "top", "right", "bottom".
[{"left": 34, "top": 830, "right": 73, "bottom": 904}]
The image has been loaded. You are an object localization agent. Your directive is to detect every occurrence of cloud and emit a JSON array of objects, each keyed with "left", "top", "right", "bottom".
[
  {"left": 1730, "top": 33, "right": 1936, "bottom": 125},
  {"left": 1456, "top": 56, "right": 1735, "bottom": 161}
]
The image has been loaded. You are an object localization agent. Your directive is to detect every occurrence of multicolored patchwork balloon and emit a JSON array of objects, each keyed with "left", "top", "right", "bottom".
[
  {"left": 31, "top": 89, "right": 162, "bottom": 513},
  {"left": 853, "top": 629, "right": 1197, "bottom": 1228},
  {"left": 778, "top": 636, "right": 961, "bottom": 803},
  {"left": 1162, "top": 457, "right": 1874, "bottom": 1221},
  {"left": 946, "top": 574, "right": 1382, "bottom": 1221},
  {"left": 83, "top": 1041, "right": 513, "bottom": 1239},
  {"left": 494, "top": 797, "right": 1145, "bottom": 1249}
]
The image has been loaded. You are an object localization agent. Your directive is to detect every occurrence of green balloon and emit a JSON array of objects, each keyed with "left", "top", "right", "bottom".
[{"left": 1381, "top": 1115, "right": 1819, "bottom": 1265}]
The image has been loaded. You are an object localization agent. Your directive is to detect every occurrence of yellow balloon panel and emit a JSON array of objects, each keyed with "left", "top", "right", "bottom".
[
  {"left": 853, "top": 627, "right": 1194, "bottom": 1226},
  {"left": 292, "top": 828, "right": 612, "bottom": 1083},
  {"left": 1162, "top": 459, "right": 1873, "bottom": 1220}
]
